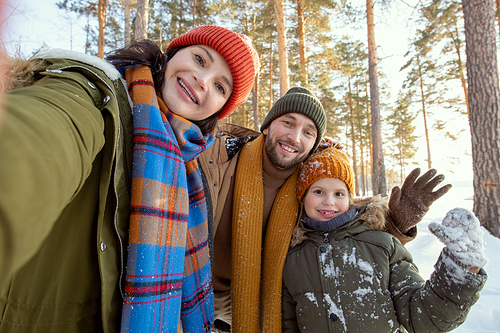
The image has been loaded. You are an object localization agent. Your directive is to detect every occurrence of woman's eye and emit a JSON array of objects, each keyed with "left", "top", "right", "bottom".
[
  {"left": 215, "top": 82, "right": 225, "bottom": 95},
  {"left": 194, "top": 54, "right": 204, "bottom": 67}
]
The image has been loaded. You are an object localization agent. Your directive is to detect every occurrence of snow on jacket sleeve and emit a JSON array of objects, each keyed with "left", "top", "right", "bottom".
[
  {"left": 0, "top": 63, "right": 108, "bottom": 288},
  {"left": 389, "top": 241, "right": 487, "bottom": 333}
]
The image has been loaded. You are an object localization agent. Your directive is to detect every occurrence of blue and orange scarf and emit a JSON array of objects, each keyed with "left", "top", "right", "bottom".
[{"left": 120, "top": 65, "right": 214, "bottom": 332}]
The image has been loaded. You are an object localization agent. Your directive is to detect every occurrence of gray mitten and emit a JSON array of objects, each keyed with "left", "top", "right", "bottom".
[{"left": 429, "top": 208, "right": 488, "bottom": 268}]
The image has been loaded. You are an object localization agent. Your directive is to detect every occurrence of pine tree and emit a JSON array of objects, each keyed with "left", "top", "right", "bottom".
[
  {"left": 419, "top": 0, "right": 468, "bottom": 116},
  {"left": 274, "top": 0, "right": 289, "bottom": 96},
  {"left": 330, "top": 36, "right": 369, "bottom": 196},
  {"left": 366, "top": 0, "right": 387, "bottom": 196},
  {"left": 386, "top": 91, "right": 418, "bottom": 184},
  {"left": 401, "top": 27, "right": 441, "bottom": 170},
  {"left": 56, "top": 0, "right": 99, "bottom": 54}
]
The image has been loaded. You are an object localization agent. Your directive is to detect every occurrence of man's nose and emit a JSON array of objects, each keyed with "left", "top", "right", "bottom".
[{"left": 286, "top": 128, "right": 301, "bottom": 143}]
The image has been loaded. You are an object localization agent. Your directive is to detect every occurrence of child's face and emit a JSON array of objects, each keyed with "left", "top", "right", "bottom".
[
  {"left": 161, "top": 45, "right": 233, "bottom": 121},
  {"left": 303, "top": 177, "right": 350, "bottom": 221}
]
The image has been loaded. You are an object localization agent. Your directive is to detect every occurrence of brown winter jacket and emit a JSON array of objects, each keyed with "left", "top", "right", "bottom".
[
  {"left": 198, "top": 123, "right": 418, "bottom": 330},
  {"left": 282, "top": 196, "right": 487, "bottom": 333},
  {"left": 199, "top": 123, "right": 416, "bottom": 249}
]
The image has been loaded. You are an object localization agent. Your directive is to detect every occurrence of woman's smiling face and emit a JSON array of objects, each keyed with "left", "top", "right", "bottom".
[{"left": 161, "top": 45, "right": 233, "bottom": 121}]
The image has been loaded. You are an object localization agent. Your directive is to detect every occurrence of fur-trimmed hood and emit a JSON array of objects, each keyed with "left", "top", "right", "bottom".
[
  {"left": 290, "top": 195, "right": 389, "bottom": 247},
  {"left": 1, "top": 49, "right": 121, "bottom": 92}
]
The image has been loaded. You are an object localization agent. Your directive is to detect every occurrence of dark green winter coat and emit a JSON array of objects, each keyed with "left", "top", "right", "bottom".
[
  {"left": 282, "top": 197, "right": 487, "bottom": 333},
  {"left": 0, "top": 50, "right": 134, "bottom": 332}
]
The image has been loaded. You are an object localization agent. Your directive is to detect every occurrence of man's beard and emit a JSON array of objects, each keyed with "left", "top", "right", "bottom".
[{"left": 264, "top": 136, "right": 308, "bottom": 170}]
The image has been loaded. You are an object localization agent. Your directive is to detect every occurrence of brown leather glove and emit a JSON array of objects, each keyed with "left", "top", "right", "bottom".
[{"left": 389, "top": 168, "right": 452, "bottom": 233}]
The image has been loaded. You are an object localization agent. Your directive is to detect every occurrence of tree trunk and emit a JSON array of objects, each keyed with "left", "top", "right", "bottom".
[
  {"left": 124, "top": 0, "right": 131, "bottom": 45},
  {"left": 417, "top": 56, "right": 432, "bottom": 169},
  {"left": 366, "top": 0, "right": 387, "bottom": 196},
  {"left": 97, "top": 0, "right": 108, "bottom": 58},
  {"left": 296, "top": 0, "right": 308, "bottom": 86},
  {"left": 135, "top": 0, "right": 149, "bottom": 40},
  {"left": 462, "top": 0, "right": 500, "bottom": 238},
  {"left": 274, "top": 0, "right": 289, "bottom": 96},
  {"left": 241, "top": 101, "right": 247, "bottom": 128},
  {"left": 495, "top": 0, "right": 500, "bottom": 40},
  {"left": 253, "top": 72, "right": 260, "bottom": 131},
  {"left": 452, "top": 24, "right": 469, "bottom": 116},
  {"left": 85, "top": 14, "right": 91, "bottom": 54},
  {"left": 269, "top": 39, "right": 274, "bottom": 112},
  {"left": 348, "top": 77, "right": 359, "bottom": 196},
  {"left": 360, "top": 135, "right": 366, "bottom": 196}
]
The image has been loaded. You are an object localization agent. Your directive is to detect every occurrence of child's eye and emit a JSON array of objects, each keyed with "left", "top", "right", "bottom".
[
  {"left": 194, "top": 54, "right": 205, "bottom": 67},
  {"left": 335, "top": 192, "right": 344, "bottom": 197},
  {"left": 313, "top": 189, "right": 323, "bottom": 195}
]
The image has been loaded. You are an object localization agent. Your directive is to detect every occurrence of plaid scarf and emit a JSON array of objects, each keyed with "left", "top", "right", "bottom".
[{"left": 121, "top": 65, "right": 214, "bottom": 333}]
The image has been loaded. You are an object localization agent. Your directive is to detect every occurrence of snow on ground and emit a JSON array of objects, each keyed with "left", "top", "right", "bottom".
[{"left": 405, "top": 180, "right": 500, "bottom": 332}]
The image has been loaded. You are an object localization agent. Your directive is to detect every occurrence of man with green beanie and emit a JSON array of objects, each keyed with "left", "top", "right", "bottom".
[{"left": 198, "top": 87, "right": 451, "bottom": 333}]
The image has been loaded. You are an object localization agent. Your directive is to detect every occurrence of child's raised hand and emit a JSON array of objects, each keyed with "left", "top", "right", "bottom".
[{"left": 429, "top": 208, "right": 488, "bottom": 269}]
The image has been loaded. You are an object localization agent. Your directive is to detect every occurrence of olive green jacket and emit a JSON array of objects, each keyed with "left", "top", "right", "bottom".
[
  {"left": 282, "top": 198, "right": 487, "bottom": 333},
  {"left": 0, "top": 50, "right": 134, "bottom": 332}
]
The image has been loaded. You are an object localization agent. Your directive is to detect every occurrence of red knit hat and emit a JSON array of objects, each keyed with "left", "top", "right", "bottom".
[
  {"left": 167, "top": 25, "right": 260, "bottom": 119},
  {"left": 297, "top": 144, "right": 355, "bottom": 202}
]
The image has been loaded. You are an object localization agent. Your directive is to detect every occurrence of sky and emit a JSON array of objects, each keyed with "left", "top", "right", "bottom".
[
  {"left": 1, "top": 0, "right": 87, "bottom": 54},
  {"left": 1, "top": 0, "right": 475, "bottom": 183}
]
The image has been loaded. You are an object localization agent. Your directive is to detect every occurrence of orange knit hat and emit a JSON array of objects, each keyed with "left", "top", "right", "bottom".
[
  {"left": 296, "top": 144, "right": 355, "bottom": 202},
  {"left": 167, "top": 25, "right": 260, "bottom": 120}
]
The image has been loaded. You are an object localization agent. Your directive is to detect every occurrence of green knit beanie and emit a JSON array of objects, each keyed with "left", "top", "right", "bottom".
[{"left": 260, "top": 87, "right": 327, "bottom": 153}]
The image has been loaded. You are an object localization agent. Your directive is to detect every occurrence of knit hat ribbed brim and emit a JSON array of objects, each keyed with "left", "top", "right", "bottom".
[
  {"left": 260, "top": 87, "right": 327, "bottom": 153},
  {"left": 296, "top": 146, "right": 355, "bottom": 202},
  {"left": 167, "top": 25, "right": 260, "bottom": 120}
]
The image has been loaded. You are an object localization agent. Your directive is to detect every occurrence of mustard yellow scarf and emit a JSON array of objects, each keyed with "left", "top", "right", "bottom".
[{"left": 231, "top": 134, "right": 300, "bottom": 332}]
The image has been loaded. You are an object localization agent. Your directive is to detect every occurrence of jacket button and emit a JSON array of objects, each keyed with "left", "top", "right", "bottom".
[
  {"left": 103, "top": 95, "right": 110, "bottom": 104},
  {"left": 47, "top": 69, "right": 63, "bottom": 73},
  {"left": 329, "top": 313, "right": 338, "bottom": 321},
  {"left": 209, "top": 160, "right": 213, "bottom": 164},
  {"left": 213, "top": 183, "right": 217, "bottom": 187},
  {"left": 319, "top": 246, "right": 327, "bottom": 253},
  {"left": 100, "top": 241, "right": 107, "bottom": 252},
  {"left": 88, "top": 81, "right": 97, "bottom": 89}
]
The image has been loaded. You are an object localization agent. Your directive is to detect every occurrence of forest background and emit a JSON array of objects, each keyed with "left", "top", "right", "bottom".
[{"left": 1, "top": 0, "right": 499, "bottom": 236}]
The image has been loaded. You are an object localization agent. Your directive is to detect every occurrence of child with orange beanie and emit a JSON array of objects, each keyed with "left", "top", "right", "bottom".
[{"left": 282, "top": 140, "right": 487, "bottom": 332}]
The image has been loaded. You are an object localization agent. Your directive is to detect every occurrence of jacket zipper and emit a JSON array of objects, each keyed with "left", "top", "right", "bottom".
[
  {"left": 113, "top": 117, "right": 125, "bottom": 299},
  {"left": 56, "top": 64, "right": 126, "bottom": 298}
]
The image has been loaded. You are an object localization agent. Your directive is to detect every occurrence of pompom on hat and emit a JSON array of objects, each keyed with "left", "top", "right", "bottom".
[
  {"left": 296, "top": 140, "right": 355, "bottom": 202},
  {"left": 167, "top": 25, "right": 260, "bottom": 119},
  {"left": 260, "top": 87, "right": 327, "bottom": 153}
]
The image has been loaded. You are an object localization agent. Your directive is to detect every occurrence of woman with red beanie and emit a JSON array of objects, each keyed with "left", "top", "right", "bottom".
[{"left": 0, "top": 26, "right": 259, "bottom": 333}]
